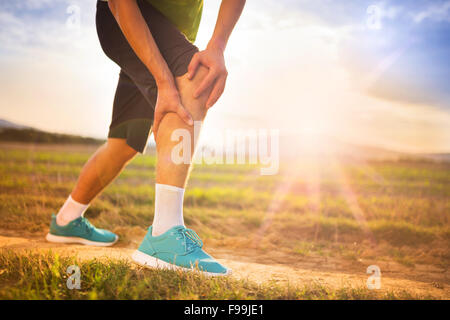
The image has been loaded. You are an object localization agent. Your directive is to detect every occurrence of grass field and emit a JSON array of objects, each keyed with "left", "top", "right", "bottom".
[{"left": 0, "top": 142, "right": 449, "bottom": 299}]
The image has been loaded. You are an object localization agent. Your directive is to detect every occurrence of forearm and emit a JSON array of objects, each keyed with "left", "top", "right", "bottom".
[
  {"left": 208, "top": 0, "right": 246, "bottom": 51},
  {"left": 108, "top": 0, "right": 175, "bottom": 88}
]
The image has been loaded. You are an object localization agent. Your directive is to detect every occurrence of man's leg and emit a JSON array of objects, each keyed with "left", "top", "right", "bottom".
[
  {"left": 133, "top": 65, "right": 230, "bottom": 275},
  {"left": 155, "top": 65, "right": 210, "bottom": 186},
  {"left": 151, "top": 65, "right": 211, "bottom": 236},
  {"left": 56, "top": 138, "right": 137, "bottom": 226}
]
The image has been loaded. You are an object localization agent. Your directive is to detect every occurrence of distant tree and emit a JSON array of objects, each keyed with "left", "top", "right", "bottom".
[{"left": 0, "top": 128, "right": 103, "bottom": 145}]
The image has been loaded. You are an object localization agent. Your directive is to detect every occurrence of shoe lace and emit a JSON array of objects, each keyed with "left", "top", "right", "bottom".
[
  {"left": 76, "top": 217, "right": 94, "bottom": 235},
  {"left": 176, "top": 228, "right": 203, "bottom": 251}
]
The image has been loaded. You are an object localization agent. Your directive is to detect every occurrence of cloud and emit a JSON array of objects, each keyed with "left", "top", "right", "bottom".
[
  {"left": 0, "top": 0, "right": 449, "bottom": 152},
  {"left": 0, "top": 0, "right": 97, "bottom": 55},
  {"left": 412, "top": 1, "right": 450, "bottom": 23},
  {"left": 0, "top": 0, "right": 116, "bottom": 138},
  {"left": 15, "top": 0, "right": 53, "bottom": 10}
]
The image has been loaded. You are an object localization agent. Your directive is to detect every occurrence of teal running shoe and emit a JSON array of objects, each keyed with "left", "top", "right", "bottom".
[
  {"left": 132, "top": 225, "right": 231, "bottom": 276},
  {"left": 46, "top": 214, "right": 118, "bottom": 247}
]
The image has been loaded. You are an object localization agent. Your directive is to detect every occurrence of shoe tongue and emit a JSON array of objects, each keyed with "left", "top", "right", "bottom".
[
  {"left": 78, "top": 217, "right": 93, "bottom": 229},
  {"left": 169, "top": 225, "right": 186, "bottom": 234},
  {"left": 79, "top": 216, "right": 88, "bottom": 224},
  {"left": 69, "top": 216, "right": 83, "bottom": 224}
]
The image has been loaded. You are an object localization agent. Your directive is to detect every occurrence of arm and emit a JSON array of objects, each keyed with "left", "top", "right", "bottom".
[
  {"left": 188, "top": 0, "right": 246, "bottom": 108},
  {"left": 108, "top": 0, "right": 193, "bottom": 136}
]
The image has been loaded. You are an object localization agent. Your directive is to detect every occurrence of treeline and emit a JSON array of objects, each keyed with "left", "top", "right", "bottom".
[{"left": 0, "top": 128, "right": 103, "bottom": 145}]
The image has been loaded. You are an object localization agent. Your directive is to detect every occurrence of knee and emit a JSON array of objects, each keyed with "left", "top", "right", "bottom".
[
  {"left": 120, "top": 146, "right": 138, "bottom": 162},
  {"left": 106, "top": 139, "right": 138, "bottom": 163},
  {"left": 177, "top": 65, "right": 211, "bottom": 120}
]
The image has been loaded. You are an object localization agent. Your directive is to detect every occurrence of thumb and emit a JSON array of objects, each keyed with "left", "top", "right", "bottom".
[
  {"left": 152, "top": 110, "right": 163, "bottom": 139},
  {"left": 187, "top": 53, "right": 200, "bottom": 80}
]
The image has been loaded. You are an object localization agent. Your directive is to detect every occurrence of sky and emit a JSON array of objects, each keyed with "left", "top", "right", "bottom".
[{"left": 0, "top": 0, "right": 449, "bottom": 153}]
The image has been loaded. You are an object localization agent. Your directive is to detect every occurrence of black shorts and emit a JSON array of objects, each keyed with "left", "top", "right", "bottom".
[{"left": 96, "top": 0, "right": 199, "bottom": 153}]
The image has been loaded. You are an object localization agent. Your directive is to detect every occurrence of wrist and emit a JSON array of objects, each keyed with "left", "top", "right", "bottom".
[
  {"left": 144, "top": 58, "right": 175, "bottom": 89},
  {"left": 207, "top": 38, "right": 226, "bottom": 52},
  {"left": 156, "top": 81, "right": 179, "bottom": 98},
  {"left": 154, "top": 72, "right": 176, "bottom": 91}
]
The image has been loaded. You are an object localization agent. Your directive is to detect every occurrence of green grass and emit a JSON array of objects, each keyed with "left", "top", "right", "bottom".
[
  {"left": 0, "top": 144, "right": 449, "bottom": 299},
  {"left": 1, "top": 146, "right": 449, "bottom": 251},
  {"left": 0, "top": 250, "right": 429, "bottom": 300}
]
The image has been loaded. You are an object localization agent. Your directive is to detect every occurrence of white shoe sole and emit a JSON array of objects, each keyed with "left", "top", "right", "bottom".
[
  {"left": 45, "top": 233, "right": 118, "bottom": 247},
  {"left": 131, "top": 250, "right": 232, "bottom": 277}
]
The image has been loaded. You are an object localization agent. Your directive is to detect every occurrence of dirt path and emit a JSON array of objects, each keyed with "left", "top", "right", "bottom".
[{"left": 0, "top": 234, "right": 448, "bottom": 299}]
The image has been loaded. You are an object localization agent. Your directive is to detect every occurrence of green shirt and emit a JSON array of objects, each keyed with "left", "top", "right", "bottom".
[{"left": 146, "top": 0, "right": 203, "bottom": 43}]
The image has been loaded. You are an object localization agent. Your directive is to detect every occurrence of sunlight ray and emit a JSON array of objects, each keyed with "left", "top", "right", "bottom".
[
  {"left": 252, "top": 158, "right": 323, "bottom": 247},
  {"left": 251, "top": 164, "right": 302, "bottom": 247},
  {"left": 304, "top": 160, "right": 322, "bottom": 214},
  {"left": 331, "top": 157, "right": 376, "bottom": 247},
  {"left": 347, "top": 157, "right": 387, "bottom": 187}
]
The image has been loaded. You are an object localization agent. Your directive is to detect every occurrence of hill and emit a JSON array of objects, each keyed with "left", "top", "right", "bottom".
[{"left": 0, "top": 119, "right": 103, "bottom": 145}]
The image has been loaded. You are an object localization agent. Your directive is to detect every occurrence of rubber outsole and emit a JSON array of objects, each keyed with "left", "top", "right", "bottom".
[
  {"left": 131, "top": 250, "right": 232, "bottom": 277},
  {"left": 45, "top": 233, "right": 118, "bottom": 247}
]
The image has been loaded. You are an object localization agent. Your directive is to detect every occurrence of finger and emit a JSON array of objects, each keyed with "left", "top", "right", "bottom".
[
  {"left": 194, "top": 70, "right": 217, "bottom": 98},
  {"left": 187, "top": 54, "right": 200, "bottom": 80},
  {"left": 177, "top": 104, "right": 194, "bottom": 126},
  {"left": 152, "top": 110, "right": 163, "bottom": 138},
  {"left": 206, "top": 76, "right": 226, "bottom": 109}
]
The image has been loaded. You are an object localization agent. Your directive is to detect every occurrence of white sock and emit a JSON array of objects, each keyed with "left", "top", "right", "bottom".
[
  {"left": 152, "top": 183, "right": 185, "bottom": 236},
  {"left": 56, "top": 195, "right": 90, "bottom": 226}
]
